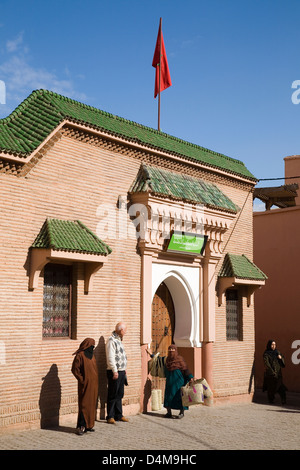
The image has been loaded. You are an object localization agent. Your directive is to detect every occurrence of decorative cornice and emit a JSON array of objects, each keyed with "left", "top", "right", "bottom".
[
  {"left": 129, "top": 192, "right": 236, "bottom": 258},
  {"left": 0, "top": 122, "right": 257, "bottom": 195}
]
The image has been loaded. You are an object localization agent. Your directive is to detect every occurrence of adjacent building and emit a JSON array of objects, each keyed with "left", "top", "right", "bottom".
[
  {"left": 0, "top": 89, "right": 266, "bottom": 429},
  {"left": 254, "top": 155, "right": 300, "bottom": 396}
]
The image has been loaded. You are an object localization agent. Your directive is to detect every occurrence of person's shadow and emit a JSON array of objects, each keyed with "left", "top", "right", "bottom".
[
  {"left": 39, "top": 364, "right": 62, "bottom": 429},
  {"left": 143, "top": 377, "right": 152, "bottom": 413},
  {"left": 94, "top": 336, "right": 108, "bottom": 420},
  {"left": 39, "top": 363, "right": 76, "bottom": 433}
]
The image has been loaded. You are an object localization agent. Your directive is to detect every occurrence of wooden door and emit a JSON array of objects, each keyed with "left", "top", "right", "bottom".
[{"left": 151, "top": 282, "right": 175, "bottom": 397}]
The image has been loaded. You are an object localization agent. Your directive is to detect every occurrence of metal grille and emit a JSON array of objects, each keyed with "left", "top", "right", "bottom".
[
  {"left": 43, "top": 264, "right": 71, "bottom": 338},
  {"left": 226, "top": 289, "right": 240, "bottom": 340}
]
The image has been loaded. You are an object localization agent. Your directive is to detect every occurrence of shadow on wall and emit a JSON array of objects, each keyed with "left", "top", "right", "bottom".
[
  {"left": 39, "top": 364, "right": 61, "bottom": 429},
  {"left": 94, "top": 336, "right": 108, "bottom": 420},
  {"left": 143, "top": 377, "right": 152, "bottom": 412},
  {"left": 248, "top": 356, "right": 255, "bottom": 394},
  {"left": 38, "top": 336, "right": 109, "bottom": 429}
]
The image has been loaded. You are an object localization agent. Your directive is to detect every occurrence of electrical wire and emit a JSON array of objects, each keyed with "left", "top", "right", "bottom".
[{"left": 258, "top": 176, "right": 300, "bottom": 182}]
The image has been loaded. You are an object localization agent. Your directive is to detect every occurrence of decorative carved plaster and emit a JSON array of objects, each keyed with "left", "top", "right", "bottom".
[{"left": 129, "top": 193, "right": 236, "bottom": 258}]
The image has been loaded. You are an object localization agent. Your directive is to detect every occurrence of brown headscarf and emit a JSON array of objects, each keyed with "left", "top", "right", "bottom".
[
  {"left": 73, "top": 338, "right": 95, "bottom": 355},
  {"left": 165, "top": 344, "right": 188, "bottom": 372}
]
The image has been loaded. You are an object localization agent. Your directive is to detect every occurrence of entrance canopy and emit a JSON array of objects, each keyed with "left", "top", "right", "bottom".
[
  {"left": 131, "top": 164, "right": 240, "bottom": 346},
  {"left": 130, "top": 163, "right": 239, "bottom": 214}
]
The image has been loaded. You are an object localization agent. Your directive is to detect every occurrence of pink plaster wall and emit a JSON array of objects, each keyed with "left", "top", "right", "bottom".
[
  {"left": 254, "top": 195, "right": 300, "bottom": 393},
  {"left": 285, "top": 155, "right": 300, "bottom": 206}
]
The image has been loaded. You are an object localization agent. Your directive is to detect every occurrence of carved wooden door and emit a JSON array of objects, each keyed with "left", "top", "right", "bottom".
[{"left": 151, "top": 282, "right": 175, "bottom": 398}]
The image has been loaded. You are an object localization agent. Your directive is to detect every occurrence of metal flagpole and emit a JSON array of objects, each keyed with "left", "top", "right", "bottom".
[{"left": 158, "top": 17, "right": 162, "bottom": 131}]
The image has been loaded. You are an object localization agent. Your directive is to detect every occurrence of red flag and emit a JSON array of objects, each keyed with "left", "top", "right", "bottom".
[{"left": 152, "top": 21, "right": 172, "bottom": 98}]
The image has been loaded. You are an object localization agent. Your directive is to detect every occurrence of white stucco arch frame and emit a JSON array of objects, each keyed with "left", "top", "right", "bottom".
[{"left": 151, "top": 263, "right": 200, "bottom": 348}]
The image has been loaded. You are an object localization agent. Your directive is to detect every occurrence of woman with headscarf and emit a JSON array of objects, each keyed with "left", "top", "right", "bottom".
[
  {"left": 71, "top": 338, "right": 98, "bottom": 435},
  {"left": 148, "top": 344, "right": 194, "bottom": 419},
  {"left": 263, "top": 339, "right": 287, "bottom": 405},
  {"left": 164, "top": 345, "right": 194, "bottom": 418}
]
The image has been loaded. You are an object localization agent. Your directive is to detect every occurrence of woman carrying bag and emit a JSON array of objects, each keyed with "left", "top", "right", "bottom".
[{"left": 148, "top": 344, "right": 194, "bottom": 419}]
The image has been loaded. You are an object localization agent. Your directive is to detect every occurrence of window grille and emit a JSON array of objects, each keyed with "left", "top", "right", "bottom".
[
  {"left": 226, "top": 289, "right": 241, "bottom": 340},
  {"left": 43, "top": 264, "right": 71, "bottom": 338}
]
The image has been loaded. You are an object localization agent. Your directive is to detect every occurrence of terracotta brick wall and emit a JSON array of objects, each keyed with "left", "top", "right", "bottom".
[
  {"left": 214, "top": 183, "right": 255, "bottom": 397},
  {"left": 0, "top": 132, "right": 142, "bottom": 427},
  {"left": 0, "top": 128, "right": 255, "bottom": 427}
]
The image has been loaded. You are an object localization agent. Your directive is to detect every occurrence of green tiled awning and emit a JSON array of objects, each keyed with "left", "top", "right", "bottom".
[
  {"left": 219, "top": 253, "right": 267, "bottom": 281},
  {"left": 129, "top": 163, "right": 239, "bottom": 214},
  {"left": 31, "top": 218, "right": 112, "bottom": 256},
  {"left": 0, "top": 89, "right": 256, "bottom": 181}
]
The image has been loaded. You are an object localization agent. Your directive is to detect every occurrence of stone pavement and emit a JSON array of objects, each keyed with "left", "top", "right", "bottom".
[{"left": 0, "top": 395, "right": 299, "bottom": 452}]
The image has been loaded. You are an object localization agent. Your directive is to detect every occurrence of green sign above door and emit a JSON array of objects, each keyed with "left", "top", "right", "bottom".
[{"left": 166, "top": 231, "right": 208, "bottom": 255}]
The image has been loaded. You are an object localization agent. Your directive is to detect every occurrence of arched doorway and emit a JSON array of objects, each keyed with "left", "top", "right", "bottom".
[
  {"left": 151, "top": 265, "right": 200, "bottom": 348},
  {"left": 150, "top": 282, "right": 175, "bottom": 399}
]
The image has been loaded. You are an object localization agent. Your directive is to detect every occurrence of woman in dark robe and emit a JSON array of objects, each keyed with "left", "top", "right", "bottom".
[
  {"left": 163, "top": 345, "right": 193, "bottom": 419},
  {"left": 71, "top": 338, "right": 98, "bottom": 434},
  {"left": 263, "top": 339, "right": 287, "bottom": 405}
]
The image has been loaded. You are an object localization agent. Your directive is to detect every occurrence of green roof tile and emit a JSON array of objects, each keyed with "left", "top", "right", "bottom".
[
  {"left": 0, "top": 89, "right": 256, "bottom": 181},
  {"left": 130, "top": 163, "right": 239, "bottom": 213},
  {"left": 219, "top": 253, "right": 267, "bottom": 281},
  {"left": 31, "top": 218, "right": 112, "bottom": 256}
]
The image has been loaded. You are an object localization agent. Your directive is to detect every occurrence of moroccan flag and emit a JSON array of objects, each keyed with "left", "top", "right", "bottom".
[{"left": 152, "top": 21, "right": 172, "bottom": 98}]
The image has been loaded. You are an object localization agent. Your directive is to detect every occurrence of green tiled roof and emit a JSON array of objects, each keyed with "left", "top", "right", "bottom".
[
  {"left": 0, "top": 89, "right": 256, "bottom": 181},
  {"left": 219, "top": 253, "right": 267, "bottom": 281},
  {"left": 130, "top": 163, "right": 239, "bottom": 213},
  {"left": 31, "top": 218, "right": 112, "bottom": 256}
]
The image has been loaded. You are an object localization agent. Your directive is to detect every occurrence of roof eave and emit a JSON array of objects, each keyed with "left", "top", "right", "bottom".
[{"left": 0, "top": 116, "right": 257, "bottom": 184}]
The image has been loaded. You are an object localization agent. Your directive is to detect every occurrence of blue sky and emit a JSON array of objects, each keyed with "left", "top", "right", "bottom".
[{"left": 1, "top": 0, "right": 300, "bottom": 207}]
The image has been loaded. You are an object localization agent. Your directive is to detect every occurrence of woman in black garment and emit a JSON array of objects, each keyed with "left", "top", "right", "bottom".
[{"left": 263, "top": 339, "right": 287, "bottom": 405}]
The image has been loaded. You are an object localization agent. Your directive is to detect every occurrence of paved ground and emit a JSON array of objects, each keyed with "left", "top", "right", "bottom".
[{"left": 0, "top": 395, "right": 299, "bottom": 453}]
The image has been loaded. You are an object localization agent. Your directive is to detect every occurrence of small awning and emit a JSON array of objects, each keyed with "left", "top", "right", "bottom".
[
  {"left": 129, "top": 163, "right": 240, "bottom": 214},
  {"left": 29, "top": 218, "right": 111, "bottom": 292},
  {"left": 217, "top": 253, "right": 267, "bottom": 306}
]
